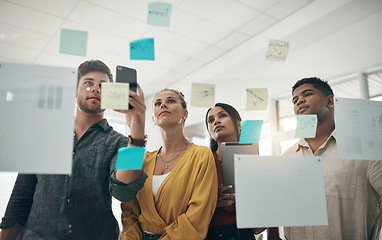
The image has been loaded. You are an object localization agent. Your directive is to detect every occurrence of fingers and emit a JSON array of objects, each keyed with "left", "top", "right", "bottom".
[
  {"left": 219, "top": 185, "right": 234, "bottom": 192},
  {"left": 216, "top": 199, "right": 235, "bottom": 208},
  {"left": 136, "top": 83, "right": 144, "bottom": 99},
  {"left": 127, "top": 84, "right": 145, "bottom": 112}
]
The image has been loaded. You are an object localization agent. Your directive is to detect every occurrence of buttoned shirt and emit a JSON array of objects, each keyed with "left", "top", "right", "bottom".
[
  {"left": 0, "top": 119, "right": 147, "bottom": 240},
  {"left": 282, "top": 130, "right": 382, "bottom": 240}
]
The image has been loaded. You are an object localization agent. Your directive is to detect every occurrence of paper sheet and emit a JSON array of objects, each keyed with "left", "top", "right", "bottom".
[
  {"left": 130, "top": 38, "right": 155, "bottom": 60},
  {"left": 101, "top": 82, "right": 130, "bottom": 110},
  {"left": 190, "top": 83, "right": 215, "bottom": 108},
  {"left": 235, "top": 155, "right": 327, "bottom": 228},
  {"left": 265, "top": 39, "right": 290, "bottom": 62},
  {"left": 239, "top": 120, "right": 263, "bottom": 144},
  {"left": 245, "top": 88, "right": 268, "bottom": 111},
  {"left": 0, "top": 62, "right": 76, "bottom": 174},
  {"left": 335, "top": 97, "right": 382, "bottom": 160},
  {"left": 295, "top": 114, "right": 317, "bottom": 138},
  {"left": 147, "top": 2, "right": 172, "bottom": 27},
  {"left": 116, "top": 147, "right": 145, "bottom": 170},
  {"left": 59, "top": 29, "right": 88, "bottom": 57}
]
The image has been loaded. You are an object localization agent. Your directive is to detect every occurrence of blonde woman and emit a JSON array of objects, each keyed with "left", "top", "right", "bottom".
[{"left": 115, "top": 87, "right": 218, "bottom": 240}]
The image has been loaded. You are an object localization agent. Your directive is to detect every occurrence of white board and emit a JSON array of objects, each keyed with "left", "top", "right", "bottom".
[
  {"left": 0, "top": 62, "right": 76, "bottom": 174},
  {"left": 234, "top": 155, "right": 327, "bottom": 228}
]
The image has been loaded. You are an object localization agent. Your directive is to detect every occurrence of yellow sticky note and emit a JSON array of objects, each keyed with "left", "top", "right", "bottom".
[
  {"left": 245, "top": 88, "right": 268, "bottom": 111},
  {"left": 265, "top": 39, "right": 290, "bottom": 62},
  {"left": 191, "top": 83, "right": 215, "bottom": 108},
  {"left": 101, "top": 82, "right": 130, "bottom": 110}
]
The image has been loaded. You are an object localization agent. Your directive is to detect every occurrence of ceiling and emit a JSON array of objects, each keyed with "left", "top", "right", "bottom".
[{"left": 1, "top": 0, "right": 382, "bottom": 130}]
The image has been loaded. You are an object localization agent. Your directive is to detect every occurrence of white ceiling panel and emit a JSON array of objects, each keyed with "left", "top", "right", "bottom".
[
  {"left": 67, "top": 1, "right": 148, "bottom": 39},
  {"left": 0, "top": 1, "right": 63, "bottom": 35},
  {"left": 0, "top": 23, "right": 51, "bottom": 50},
  {"left": 34, "top": 51, "right": 87, "bottom": 67},
  {"left": 214, "top": 31, "right": 250, "bottom": 50},
  {"left": 86, "top": 0, "right": 185, "bottom": 23},
  {"left": 170, "top": 9, "right": 232, "bottom": 44},
  {"left": 266, "top": 0, "right": 313, "bottom": 19},
  {"left": 0, "top": 41, "right": 40, "bottom": 62},
  {"left": 5, "top": 0, "right": 79, "bottom": 18},
  {"left": 172, "top": 58, "right": 205, "bottom": 75},
  {"left": 153, "top": 48, "right": 188, "bottom": 68},
  {"left": 142, "top": 28, "right": 208, "bottom": 57},
  {"left": 192, "top": 46, "right": 226, "bottom": 63},
  {"left": 235, "top": 0, "right": 282, "bottom": 12},
  {"left": 238, "top": 13, "right": 277, "bottom": 36},
  {"left": 178, "top": 0, "right": 260, "bottom": 30},
  {"left": 86, "top": 0, "right": 149, "bottom": 22}
]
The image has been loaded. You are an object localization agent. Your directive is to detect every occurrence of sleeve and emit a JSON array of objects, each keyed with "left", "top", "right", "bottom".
[
  {"left": 0, "top": 174, "right": 37, "bottom": 229},
  {"left": 368, "top": 160, "right": 382, "bottom": 197},
  {"left": 109, "top": 136, "right": 148, "bottom": 202},
  {"left": 120, "top": 198, "right": 143, "bottom": 240},
  {"left": 109, "top": 171, "right": 147, "bottom": 202},
  {"left": 161, "top": 149, "right": 218, "bottom": 240}
]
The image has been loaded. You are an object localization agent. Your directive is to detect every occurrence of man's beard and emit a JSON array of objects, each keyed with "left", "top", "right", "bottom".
[{"left": 77, "top": 98, "right": 105, "bottom": 114}]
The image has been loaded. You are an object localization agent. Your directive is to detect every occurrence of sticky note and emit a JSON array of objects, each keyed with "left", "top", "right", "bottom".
[
  {"left": 130, "top": 38, "right": 155, "bottom": 60},
  {"left": 245, "top": 88, "right": 268, "bottom": 111},
  {"left": 295, "top": 114, "right": 317, "bottom": 138},
  {"left": 191, "top": 83, "right": 215, "bottom": 108},
  {"left": 100, "top": 82, "right": 130, "bottom": 110},
  {"left": 239, "top": 120, "right": 263, "bottom": 144},
  {"left": 147, "top": 2, "right": 172, "bottom": 27},
  {"left": 335, "top": 97, "right": 382, "bottom": 160},
  {"left": 116, "top": 147, "right": 145, "bottom": 170},
  {"left": 265, "top": 39, "right": 290, "bottom": 62},
  {"left": 59, "top": 29, "right": 88, "bottom": 57}
]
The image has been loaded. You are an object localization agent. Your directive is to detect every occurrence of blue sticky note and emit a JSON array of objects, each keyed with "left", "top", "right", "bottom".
[
  {"left": 59, "top": 29, "right": 88, "bottom": 57},
  {"left": 295, "top": 114, "right": 317, "bottom": 138},
  {"left": 130, "top": 38, "right": 155, "bottom": 60},
  {"left": 116, "top": 147, "right": 145, "bottom": 170},
  {"left": 147, "top": 2, "right": 172, "bottom": 27},
  {"left": 239, "top": 120, "right": 263, "bottom": 144}
]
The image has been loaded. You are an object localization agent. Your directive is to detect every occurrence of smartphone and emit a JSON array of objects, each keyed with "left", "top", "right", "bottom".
[{"left": 116, "top": 65, "right": 137, "bottom": 109}]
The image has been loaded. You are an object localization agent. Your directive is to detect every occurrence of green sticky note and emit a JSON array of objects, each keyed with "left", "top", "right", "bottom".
[
  {"left": 190, "top": 83, "right": 215, "bottom": 108},
  {"left": 116, "top": 147, "right": 145, "bottom": 170},
  {"left": 100, "top": 82, "right": 130, "bottom": 110},
  {"left": 59, "top": 29, "right": 88, "bottom": 57},
  {"left": 130, "top": 38, "right": 155, "bottom": 60},
  {"left": 239, "top": 120, "right": 263, "bottom": 144},
  {"left": 147, "top": 2, "right": 172, "bottom": 27},
  {"left": 295, "top": 114, "right": 317, "bottom": 138}
]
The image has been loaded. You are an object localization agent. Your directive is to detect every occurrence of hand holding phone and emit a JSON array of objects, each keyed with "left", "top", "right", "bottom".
[{"left": 116, "top": 65, "right": 137, "bottom": 109}]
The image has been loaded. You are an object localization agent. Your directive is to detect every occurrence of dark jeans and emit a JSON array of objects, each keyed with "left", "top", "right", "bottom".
[
  {"left": 142, "top": 231, "right": 163, "bottom": 240},
  {"left": 206, "top": 225, "right": 255, "bottom": 240}
]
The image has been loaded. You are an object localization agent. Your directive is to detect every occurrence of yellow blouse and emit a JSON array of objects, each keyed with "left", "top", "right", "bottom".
[{"left": 120, "top": 144, "right": 218, "bottom": 240}]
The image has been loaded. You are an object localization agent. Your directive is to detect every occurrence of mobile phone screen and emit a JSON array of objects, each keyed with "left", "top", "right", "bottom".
[
  {"left": 116, "top": 65, "right": 137, "bottom": 92},
  {"left": 116, "top": 65, "right": 137, "bottom": 109}
]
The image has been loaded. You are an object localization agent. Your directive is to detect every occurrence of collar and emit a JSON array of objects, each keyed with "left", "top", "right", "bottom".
[
  {"left": 92, "top": 118, "right": 111, "bottom": 132},
  {"left": 294, "top": 129, "right": 336, "bottom": 152}
]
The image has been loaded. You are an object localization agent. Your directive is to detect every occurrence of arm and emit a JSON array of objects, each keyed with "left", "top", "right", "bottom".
[
  {"left": 120, "top": 198, "right": 142, "bottom": 240},
  {"left": 109, "top": 137, "right": 147, "bottom": 202},
  {"left": 0, "top": 174, "right": 37, "bottom": 239},
  {"left": 369, "top": 160, "right": 382, "bottom": 198},
  {"left": 161, "top": 151, "right": 218, "bottom": 239},
  {"left": 114, "top": 84, "right": 146, "bottom": 184},
  {"left": 0, "top": 228, "right": 21, "bottom": 240}
]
